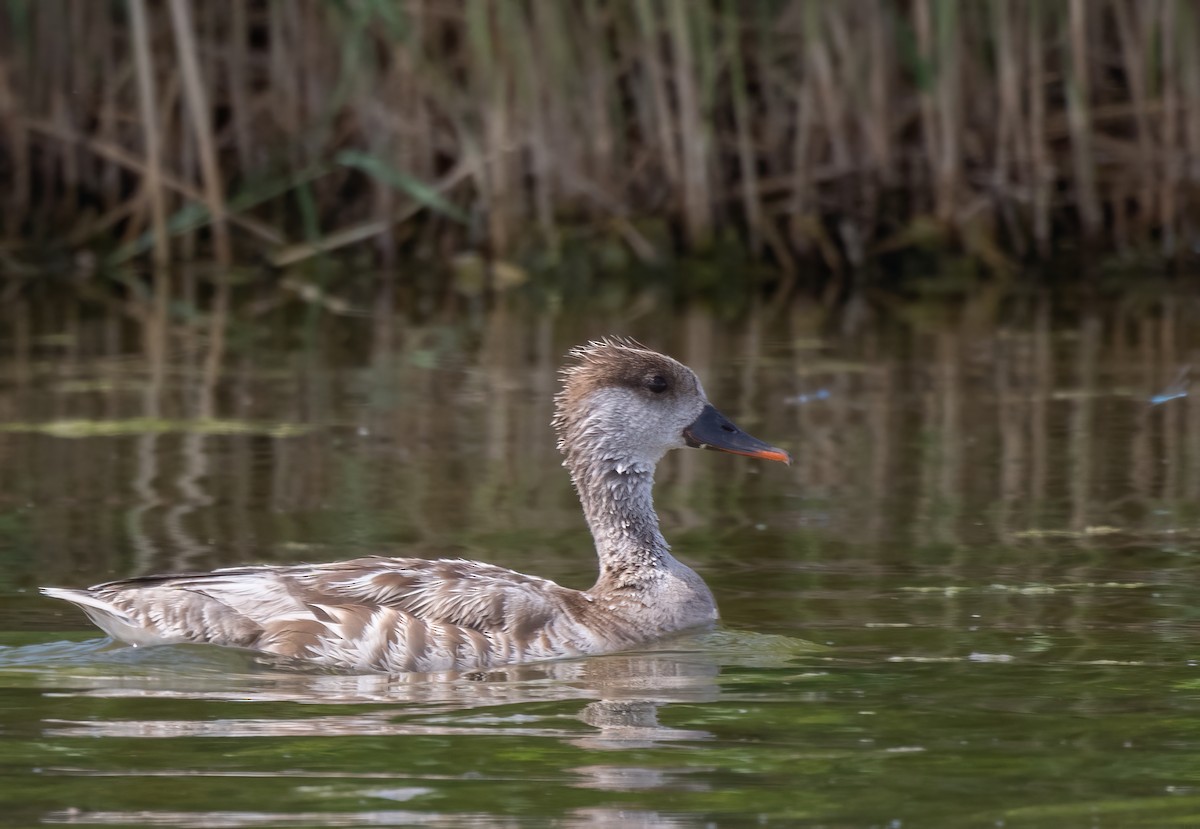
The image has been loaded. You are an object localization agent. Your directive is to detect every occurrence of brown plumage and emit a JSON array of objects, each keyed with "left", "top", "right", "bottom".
[{"left": 42, "top": 338, "right": 790, "bottom": 674}]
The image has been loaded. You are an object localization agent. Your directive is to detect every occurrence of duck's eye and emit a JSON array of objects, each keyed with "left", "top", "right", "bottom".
[{"left": 644, "top": 374, "right": 669, "bottom": 393}]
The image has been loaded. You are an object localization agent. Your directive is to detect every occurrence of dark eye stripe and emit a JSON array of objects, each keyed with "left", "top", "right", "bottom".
[{"left": 644, "top": 374, "right": 669, "bottom": 393}]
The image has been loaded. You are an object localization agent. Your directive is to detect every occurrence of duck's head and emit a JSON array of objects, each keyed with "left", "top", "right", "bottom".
[{"left": 553, "top": 338, "right": 791, "bottom": 470}]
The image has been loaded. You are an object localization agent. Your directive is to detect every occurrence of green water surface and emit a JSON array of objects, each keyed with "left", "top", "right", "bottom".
[{"left": 2, "top": 285, "right": 1200, "bottom": 827}]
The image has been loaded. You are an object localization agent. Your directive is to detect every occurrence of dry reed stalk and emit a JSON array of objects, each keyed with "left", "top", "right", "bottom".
[
  {"left": 991, "top": 0, "right": 1029, "bottom": 254},
  {"left": 1066, "top": 0, "right": 1100, "bottom": 237},
  {"left": 864, "top": 2, "right": 893, "bottom": 181},
  {"left": 95, "top": 8, "right": 122, "bottom": 212},
  {"left": 466, "top": 0, "right": 513, "bottom": 253},
  {"left": 788, "top": 84, "right": 814, "bottom": 241},
  {"left": 1182, "top": 2, "right": 1200, "bottom": 205},
  {"left": 913, "top": 0, "right": 940, "bottom": 216},
  {"left": 580, "top": 0, "right": 616, "bottom": 191},
  {"left": 1113, "top": 0, "right": 1155, "bottom": 237},
  {"left": 58, "top": 6, "right": 82, "bottom": 220},
  {"left": 991, "top": 2, "right": 1019, "bottom": 190},
  {"left": 1027, "top": 2, "right": 1051, "bottom": 253},
  {"left": 128, "top": 0, "right": 170, "bottom": 269},
  {"left": 267, "top": 2, "right": 299, "bottom": 147},
  {"left": 805, "top": 3, "right": 849, "bottom": 172},
  {"left": 634, "top": 0, "right": 681, "bottom": 189},
  {"left": 227, "top": 0, "right": 253, "bottom": 171},
  {"left": 725, "top": 0, "right": 763, "bottom": 256},
  {"left": 667, "top": 0, "right": 712, "bottom": 247},
  {"left": 1159, "top": 0, "right": 1179, "bottom": 256},
  {"left": 935, "top": 0, "right": 961, "bottom": 223},
  {"left": 0, "top": 59, "right": 29, "bottom": 234},
  {"left": 519, "top": 7, "right": 556, "bottom": 249},
  {"left": 841, "top": 7, "right": 878, "bottom": 254}
]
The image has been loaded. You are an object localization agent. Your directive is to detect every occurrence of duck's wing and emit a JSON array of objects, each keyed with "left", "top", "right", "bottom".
[{"left": 42, "top": 557, "right": 601, "bottom": 672}]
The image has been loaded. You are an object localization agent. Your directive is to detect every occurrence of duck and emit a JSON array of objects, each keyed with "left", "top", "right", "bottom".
[{"left": 41, "top": 338, "right": 790, "bottom": 674}]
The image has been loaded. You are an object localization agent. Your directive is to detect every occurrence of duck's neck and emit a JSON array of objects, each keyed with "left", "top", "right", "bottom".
[{"left": 567, "top": 453, "right": 673, "bottom": 586}]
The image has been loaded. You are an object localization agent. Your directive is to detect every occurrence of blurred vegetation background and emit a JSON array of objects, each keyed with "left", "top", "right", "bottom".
[{"left": 1, "top": 0, "right": 1199, "bottom": 287}]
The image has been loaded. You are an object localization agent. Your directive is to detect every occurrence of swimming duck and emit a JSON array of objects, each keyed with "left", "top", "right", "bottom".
[{"left": 42, "top": 338, "right": 790, "bottom": 673}]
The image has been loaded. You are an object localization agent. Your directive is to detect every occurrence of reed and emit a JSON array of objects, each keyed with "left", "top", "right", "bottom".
[{"left": 1, "top": 0, "right": 1198, "bottom": 275}]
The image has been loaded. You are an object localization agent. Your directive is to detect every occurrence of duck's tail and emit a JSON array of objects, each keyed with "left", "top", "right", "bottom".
[{"left": 40, "top": 587, "right": 148, "bottom": 645}]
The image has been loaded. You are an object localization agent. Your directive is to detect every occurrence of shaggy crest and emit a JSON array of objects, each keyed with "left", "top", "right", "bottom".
[{"left": 554, "top": 337, "right": 651, "bottom": 420}]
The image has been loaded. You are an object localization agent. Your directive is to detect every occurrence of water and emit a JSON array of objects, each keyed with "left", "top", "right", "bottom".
[{"left": 3, "top": 283, "right": 1200, "bottom": 826}]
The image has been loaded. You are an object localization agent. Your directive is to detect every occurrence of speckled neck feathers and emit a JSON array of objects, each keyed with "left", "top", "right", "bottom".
[
  {"left": 565, "top": 444, "right": 667, "bottom": 580},
  {"left": 553, "top": 338, "right": 702, "bottom": 588}
]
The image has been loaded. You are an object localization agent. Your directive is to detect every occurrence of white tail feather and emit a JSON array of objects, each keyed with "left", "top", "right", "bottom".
[{"left": 40, "top": 587, "right": 163, "bottom": 646}]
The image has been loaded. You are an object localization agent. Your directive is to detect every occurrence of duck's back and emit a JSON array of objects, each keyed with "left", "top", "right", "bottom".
[{"left": 42, "top": 557, "right": 612, "bottom": 673}]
